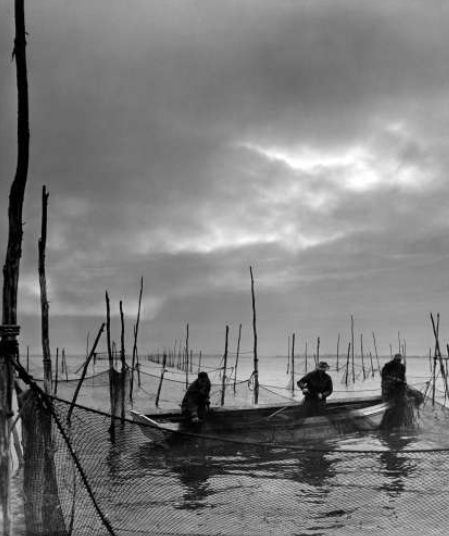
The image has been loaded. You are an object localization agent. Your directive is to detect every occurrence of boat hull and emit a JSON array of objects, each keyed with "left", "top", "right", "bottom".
[{"left": 131, "top": 396, "right": 391, "bottom": 447}]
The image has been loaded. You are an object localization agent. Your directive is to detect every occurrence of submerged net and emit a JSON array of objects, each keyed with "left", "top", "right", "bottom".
[{"left": 9, "top": 361, "right": 449, "bottom": 536}]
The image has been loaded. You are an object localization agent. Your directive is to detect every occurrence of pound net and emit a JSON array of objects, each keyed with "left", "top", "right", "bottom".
[{"left": 9, "top": 360, "right": 449, "bottom": 536}]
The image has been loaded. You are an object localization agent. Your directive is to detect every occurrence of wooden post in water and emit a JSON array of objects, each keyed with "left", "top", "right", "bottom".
[
  {"left": 291, "top": 333, "right": 296, "bottom": 395},
  {"left": 185, "top": 323, "right": 189, "bottom": 389},
  {"left": 120, "top": 301, "right": 126, "bottom": 423},
  {"left": 431, "top": 313, "right": 449, "bottom": 403},
  {"left": 26, "top": 345, "right": 29, "bottom": 372},
  {"left": 369, "top": 352, "right": 375, "bottom": 377},
  {"left": 233, "top": 323, "right": 242, "bottom": 394},
  {"left": 0, "top": 2, "right": 29, "bottom": 533},
  {"left": 360, "top": 334, "right": 366, "bottom": 380},
  {"left": 336, "top": 333, "right": 340, "bottom": 371},
  {"left": 249, "top": 266, "right": 259, "bottom": 405},
  {"left": 221, "top": 325, "right": 229, "bottom": 406},
  {"left": 155, "top": 353, "right": 168, "bottom": 407},
  {"left": 68, "top": 324, "right": 105, "bottom": 423},
  {"left": 344, "top": 343, "right": 351, "bottom": 387},
  {"left": 350, "top": 315, "right": 355, "bottom": 383},
  {"left": 54, "top": 348, "right": 59, "bottom": 395},
  {"left": 130, "top": 277, "right": 143, "bottom": 403},
  {"left": 38, "top": 185, "right": 52, "bottom": 394},
  {"left": 105, "top": 292, "right": 116, "bottom": 440},
  {"left": 304, "top": 342, "right": 308, "bottom": 373},
  {"left": 372, "top": 331, "right": 381, "bottom": 374},
  {"left": 286, "top": 335, "right": 290, "bottom": 375}
]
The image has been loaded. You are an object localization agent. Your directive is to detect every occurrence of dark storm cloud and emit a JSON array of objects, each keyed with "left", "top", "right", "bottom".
[{"left": 2, "top": 0, "right": 449, "bottom": 355}]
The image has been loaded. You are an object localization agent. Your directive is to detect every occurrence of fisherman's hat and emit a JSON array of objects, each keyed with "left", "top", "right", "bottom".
[{"left": 316, "top": 361, "right": 330, "bottom": 371}]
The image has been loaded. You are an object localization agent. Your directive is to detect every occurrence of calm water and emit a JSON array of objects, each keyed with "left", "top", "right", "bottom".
[{"left": 8, "top": 353, "right": 449, "bottom": 535}]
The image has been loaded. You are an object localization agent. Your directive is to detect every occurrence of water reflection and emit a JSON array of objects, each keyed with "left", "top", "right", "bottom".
[
  {"left": 170, "top": 454, "right": 213, "bottom": 510},
  {"left": 378, "top": 431, "right": 416, "bottom": 497}
]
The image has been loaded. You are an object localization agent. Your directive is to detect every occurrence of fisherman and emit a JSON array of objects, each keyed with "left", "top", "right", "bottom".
[
  {"left": 181, "top": 371, "right": 211, "bottom": 425},
  {"left": 297, "top": 361, "right": 333, "bottom": 414},
  {"left": 381, "top": 353, "right": 406, "bottom": 401}
]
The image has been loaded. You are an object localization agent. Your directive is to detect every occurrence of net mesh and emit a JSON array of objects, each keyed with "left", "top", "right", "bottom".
[{"left": 9, "top": 361, "right": 449, "bottom": 536}]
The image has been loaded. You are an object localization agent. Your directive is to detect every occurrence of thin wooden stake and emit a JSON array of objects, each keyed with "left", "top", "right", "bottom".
[
  {"left": 221, "top": 325, "right": 229, "bottom": 406},
  {"left": 233, "top": 323, "right": 242, "bottom": 394},
  {"left": 249, "top": 266, "right": 259, "bottom": 405}
]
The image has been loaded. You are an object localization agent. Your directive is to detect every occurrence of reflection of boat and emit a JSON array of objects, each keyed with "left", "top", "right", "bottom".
[{"left": 130, "top": 395, "right": 391, "bottom": 447}]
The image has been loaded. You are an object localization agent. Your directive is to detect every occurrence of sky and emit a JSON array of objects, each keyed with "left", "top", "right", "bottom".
[{"left": 1, "top": 0, "right": 449, "bottom": 359}]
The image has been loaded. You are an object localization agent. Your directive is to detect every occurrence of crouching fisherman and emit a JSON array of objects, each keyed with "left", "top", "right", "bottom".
[
  {"left": 181, "top": 371, "right": 211, "bottom": 427},
  {"left": 380, "top": 353, "right": 423, "bottom": 429},
  {"left": 381, "top": 353, "right": 407, "bottom": 402},
  {"left": 297, "top": 361, "right": 333, "bottom": 415}
]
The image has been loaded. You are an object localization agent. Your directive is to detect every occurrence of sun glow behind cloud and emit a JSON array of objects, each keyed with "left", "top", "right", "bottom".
[{"left": 241, "top": 137, "right": 425, "bottom": 193}]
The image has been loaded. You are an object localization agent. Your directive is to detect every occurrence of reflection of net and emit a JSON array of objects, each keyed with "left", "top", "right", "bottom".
[{"left": 12, "top": 367, "right": 449, "bottom": 536}]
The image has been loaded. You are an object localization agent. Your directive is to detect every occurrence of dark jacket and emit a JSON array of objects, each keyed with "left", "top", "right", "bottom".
[
  {"left": 297, "top": 370, "right": 333, "bottom": 401},
  {"left": 181, "top": 377, "right": 211, "bottom": 420},
  {"left": 381, "top": 360, "right": 406, "bottom": 400}
]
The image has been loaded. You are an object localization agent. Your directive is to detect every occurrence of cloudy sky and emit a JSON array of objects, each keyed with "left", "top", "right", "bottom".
[{"left": 1, "top": 0, "right": 449, "bottom": 359}]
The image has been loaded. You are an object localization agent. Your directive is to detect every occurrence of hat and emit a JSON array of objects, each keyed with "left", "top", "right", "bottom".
[
  {"left": 198, "top": 371, "right": 209, "bottom": 380},
  {"left": 393, "top": 353, "right": 402, "bottom": 361},
  {"left": 316, "top": 361, "right": 330, "bottom": 371}
]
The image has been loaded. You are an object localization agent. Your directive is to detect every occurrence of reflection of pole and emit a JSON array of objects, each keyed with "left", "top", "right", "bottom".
[{"left": 249, "top": 266, "right": 259, "bottom": 405}]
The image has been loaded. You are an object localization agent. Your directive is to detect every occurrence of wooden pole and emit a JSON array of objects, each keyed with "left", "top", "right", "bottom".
[
  {"left": 221, "top": 325, "right": 229, "bottom": 406},
  {"left": 291, "top": 333, "right": 295, "bottom": 395},
  {"left": 316, "top": 336, "right": 320, "bottom": 365},
  {"left": 249, "top": 266, "right": 259, "bottom": 405},
  {"left": 345, "top": 342, "right": 351, "bottom": 387},
  {"left": 286, "top": 334, "right": 290, "bottom": 375},
  {"left": 351, "top": 315, "right": 355, "bottom": 383},
  {"left": 372, "top": 331, "right": 381, "bottom": 373},
  {"left": 105, "top": 292, "right": 115, "bottom": 440},
  {"left": 120, "top": 301, "right": 126, "bottom": 423},
  {"left": 233, "top": 323, "right": 242, "bottom": 394},
  {"left": 336, "top": 333, "right": 340, "bottom": 371},
  {"left": 155, "top": 353, "right": 168, "bottom": 407},
  {"left": 0, "top": 2, "right": 29, "bottom": 533},
  {"left": 54, "top": 348, "right": 59, "bottom": 395},
  {"left": 305, "top": 342, "right": 308, "bottom": 373},
  {"left": 38, "top": 186, "right": 52, "bottom": 394},
  {"left": 360, "top": 334, "right": 366, "bottom": 380},
  {"left": 67, "top": 324, "right": 105, "bottom": 423},
  {"left": 130, "top": 277, "right": 144, "bottom": 403},
  {"left": 185, "top": 323, "right": 189, "bottom": 389}
]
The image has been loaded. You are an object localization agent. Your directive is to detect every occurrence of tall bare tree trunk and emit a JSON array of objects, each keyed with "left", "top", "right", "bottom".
[{"left": 0, "top": 2, "right": 29, "bottom": 534}]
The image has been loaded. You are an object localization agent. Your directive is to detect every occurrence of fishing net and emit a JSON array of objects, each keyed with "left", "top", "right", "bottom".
[{"left": 8, "top": 360, "right": 449, "bottom": 536}]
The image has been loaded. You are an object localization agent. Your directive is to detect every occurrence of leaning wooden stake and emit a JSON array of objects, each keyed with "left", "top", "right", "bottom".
[
  {"left": 155, "top": 353, "right": 168, "bottom": 407},
  {"left": 0, "top": 2, "right": 29, "bottom": 534},
  {"left": 249, "top": 266, "right": 259, "bottom": 404},
  {"left": 336, "top": 333, "right": 340, "bottom": 371},
  {"left": 130, "top": 277, "right": 144, "bottom": 403},
  {"left": 67, "top": 324, "right": 105, "bottom": 423},
  {"left": 290, "top": 332, "right": 296, "bottom": 395},
  {"left": 221, "top": 325, "right": 229, "bottom": 406},
  {"left": 233, "top": 323, "right": 242, "bottom": 394}
]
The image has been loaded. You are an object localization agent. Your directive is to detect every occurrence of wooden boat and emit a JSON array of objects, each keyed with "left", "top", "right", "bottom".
[{"left": 130, "top": 395, "right": 391, "bottom": 448}]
